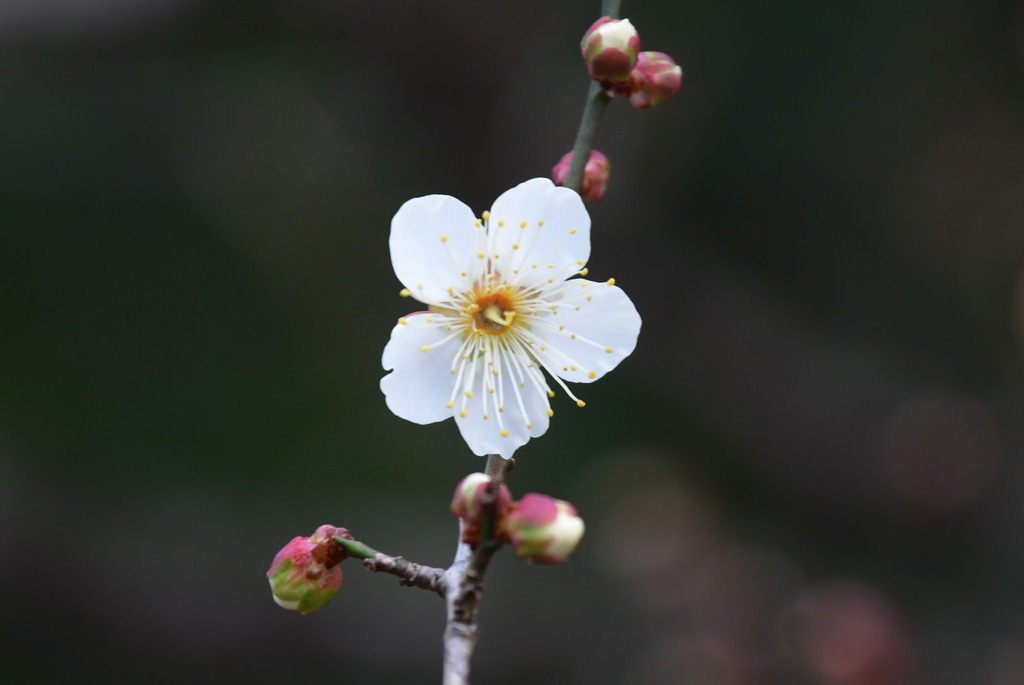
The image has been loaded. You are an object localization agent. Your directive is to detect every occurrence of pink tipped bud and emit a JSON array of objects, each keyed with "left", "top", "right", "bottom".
[
  {"left": 581, "top": 17, "right": 641, "bottom": 85},
  {"left": 266, "top": 524, "right": 348, "bottom": 615},
  {"left": 628, "top": 51, "right": 682, "bottom": 109},
  {"left": 551, "top": 150, "right": 612, "bottom": 203},
  {"left": 507, "top": 493, "right": 585, "bottom": 564},
  {"left": 450, "top": 473, "right": 513, "bottom": 547}
]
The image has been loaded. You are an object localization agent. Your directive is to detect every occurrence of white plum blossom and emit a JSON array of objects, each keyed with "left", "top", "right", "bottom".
[{"left": 380, "top": 178, "right": 641, "bottom": 459}]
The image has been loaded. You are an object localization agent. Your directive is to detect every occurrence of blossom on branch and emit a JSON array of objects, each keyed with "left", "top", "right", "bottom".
[
  {"left": 507, "top": 493, "right": 585, "bottom": 564},
  {"left": 451, "top": 472, "right": 513, "bottom": 546},
  {"left": 381, "top": 178, "right": 641, "bottom": 459},
  {"left": 267, "top": 524, "right": 348, "bottom": 614},
  {"left": 628, "top": 51, "right": 683, "bottom": 109},
  {"left": 581, "top": 16, "right": 641, "bottom": 86},
  {"left": 551, "top": 149, "right": 612, "bottom": 203}
]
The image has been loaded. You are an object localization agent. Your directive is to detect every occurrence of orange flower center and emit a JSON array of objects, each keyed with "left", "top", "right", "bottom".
[{"left": 474, "top": 292, "right": 517, "bottom": 334}]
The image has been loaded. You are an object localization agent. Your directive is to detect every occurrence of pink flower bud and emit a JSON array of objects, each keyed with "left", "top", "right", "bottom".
[
  {"left": 581, "top": 17, "right": 641, "bottom": 86},
  {"left": 451, "top": 472, "right": 513, "bottom": 546},
  {"left": 507, "top": 493, "right": 585, "bottom": 564},
  {"left": 551, "top": 150, "right": 612, "bottom": 203},
  {"left": 266, "top": 524, "right": 348, "bottom": 614},
  {"left": 628, "top": 51, "right": 682, "bottom": 109}
]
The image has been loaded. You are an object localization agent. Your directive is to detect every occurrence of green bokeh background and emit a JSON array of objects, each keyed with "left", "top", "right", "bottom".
[{"left": 3, "top": 1, "right": 1024, "bottom": 683}]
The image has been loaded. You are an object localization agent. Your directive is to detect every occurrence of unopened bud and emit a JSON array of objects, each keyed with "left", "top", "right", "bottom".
[
  {"left": 266, "top": 524, "right": 348, "bottom": 615},
  {"left": 451, "top": 473, "right": 513, "bottom": 546},
  {"left": 507, "top": 493, "right": 585, "bottom": 564},
  {"left": 581, "top": 17, "right": 641, "bottom": 85},
  {"left": 628, "top": 51, "right": 682, "bottom": 109},
  {"left": 552, "top": 150, "right": 611, "bottom": 203}
]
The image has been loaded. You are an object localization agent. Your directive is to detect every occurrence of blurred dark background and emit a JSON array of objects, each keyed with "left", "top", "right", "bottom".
[{"left": 3, "top": 0, "right": 1024, "bottom": 683}]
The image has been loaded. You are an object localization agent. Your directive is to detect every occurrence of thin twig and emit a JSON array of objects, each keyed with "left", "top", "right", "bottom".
[
  {"left": 441, "top": 464, "right": 507, "bottom": 684},
  {"left": 333, "top": 536, "right": 447, "bottom": 597}
]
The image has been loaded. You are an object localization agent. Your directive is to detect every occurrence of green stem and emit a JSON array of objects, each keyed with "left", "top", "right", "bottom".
[
  {"left": 564, "top": 0, "right": 625, "bottom": 193},
  {"left": 602, "top": 0, "right": 622, "bottom": 18},
  {"left": 563, "top": 82, "right": 613, "bottom": 194}
]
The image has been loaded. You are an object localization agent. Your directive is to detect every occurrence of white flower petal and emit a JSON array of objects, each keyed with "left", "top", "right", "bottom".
[
  {"left": 487, "top": 178, "right": 591, "bottom": 285},
  {"left": 453, "top": 355, "right": 552, "bottom": 459},
  {"left": 380, "top": 314, "right": 459, "bottom": 424},
  {"left": 390, "top": 194, "right": 479, "bottom": 304},
  {"left": 531, "top": 280, "right": 641, "bottom": 384}
]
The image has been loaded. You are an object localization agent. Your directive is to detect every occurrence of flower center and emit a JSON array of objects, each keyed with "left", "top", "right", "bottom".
[{"left": 474, "top": 292, "right": 517, "bottom": 334}]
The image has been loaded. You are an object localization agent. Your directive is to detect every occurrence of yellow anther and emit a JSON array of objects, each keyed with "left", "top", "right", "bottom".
[
  {"left": 400, "top": 288, "right": 411, "bottom": 297},
  {"left": 460, "top": 410, "right": 468, "bottom": 418},
  {"left": 588, "top": 371, "right": 596, "bottom": 379},
  {"left": 417, "top": 283, "right": 424, "bottom": 290},
  {"left": 512, "top": 243, "right": 520, "bottom": 249},
  {"left": 446, "top": 401, "right": 454, "bottom": 408},
  {"left": 576, "top": 400, "right": 586, "bottom": 408},
  {"left": 489, "top": 388, "right": 495, "bottom": 393},
  {"left": 492, "top": 369, "right": 499, "bottom": 376},
  {"left": 465, "top": 390, "right": 473, "bottom": 398},
  {"left": 421, "top": 345, "right": 430, "bottom": 353},
  {"left": 500, "top": 429, "right": 509, "bottom": 437},
  {"left": 546, "top": 408, "right": 555, "bottom": 417},
  {"left": 498, "top": 407, "right": 504, "bottom": 412},
  {"left": 576, "top": 260, "right": 584, "bottom": 265},
  {"left": 483, "top": 414, "right": 489, "bottom": 420},
  {"left": 547, "top": 391, "right": 555, "bottom": 398},
  {"left": 580, "top": 268, "right": 589, "bottom": 276},
  {"left": 482, "top": 211, "right": 491, "bottom": 221},
  {"left": 450, "top": 369, "right": 456, "bottom": 374},
  {"left": 440, "top": 235, "right": 448, "bottom": 242},
  {"left": 570, "top": 227, "right": 577, "bottom": 234},
  {"left": 475, "top": 219, "right": 482, "bottom": 227},
  {"left": 586, "top": 296, "right": 592, "bottom": 301},
  {"left": 498, "top": 220, "right": 505, "bottom": 227},
  {"left": 477, "top": 252, "right": 486, "bottom": 258},
  {"left": 399, "top": 317, "right": 408, "bottom": 325},
  {"left": 493, "top": 254, "right": 500, "bottom": 259},
  {"left": 519, "top": 220, "right": 527, "bottom": 228},
  {"left": 607, "top": 278, "right": 616, "bottom": 286},
  {"left": 605, "top": 347, "right": 613, "bottom": 353},
  {"left": 526, "top": 423, "right": 533, "bottom": 429},
  {"left": 538, "top": 220, "right": 544, "bottom": 226}
]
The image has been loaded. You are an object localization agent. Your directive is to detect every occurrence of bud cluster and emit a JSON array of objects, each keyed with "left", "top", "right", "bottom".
[
  {"left": 451, "top": 473, "right": 585, "bottom": 564},
  {"left": 580, "top": 16, "right": 682, "bottom": 109},
  {"left": 553, "top": 16, "right": 683, "bottom": 202}
]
